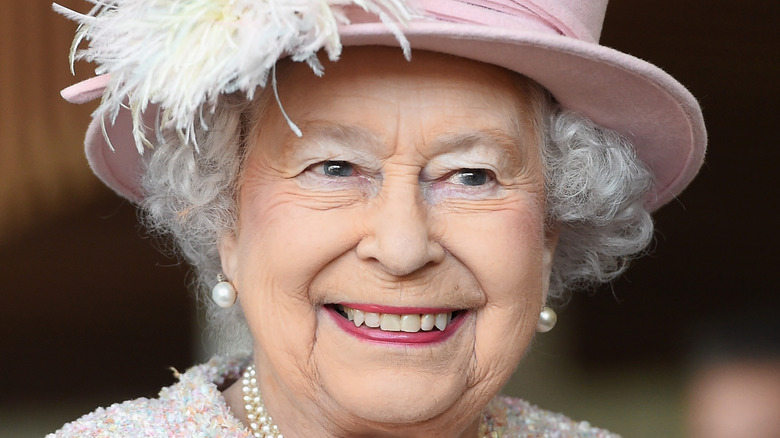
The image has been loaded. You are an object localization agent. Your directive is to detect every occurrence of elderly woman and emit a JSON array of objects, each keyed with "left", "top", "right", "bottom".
[{"left": 50, "top": 0, "right": 705, "bottom": 436}]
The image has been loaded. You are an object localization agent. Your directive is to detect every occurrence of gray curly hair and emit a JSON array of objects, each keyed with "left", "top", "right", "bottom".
[{"left": 140, "top": 75, "right": 653, "bottom": 354}]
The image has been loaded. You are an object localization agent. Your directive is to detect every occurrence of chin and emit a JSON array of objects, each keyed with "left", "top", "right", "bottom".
[
  {"left": 326, "top": 367, "right": 469, "bottom": 425},
  {"left": 312, "top": 310, "right": 480, "bottom": 427}
]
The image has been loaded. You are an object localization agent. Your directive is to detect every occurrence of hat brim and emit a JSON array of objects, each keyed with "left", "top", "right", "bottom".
[{"left": 79, "top": 21, "right": 706, "bottom": 210}]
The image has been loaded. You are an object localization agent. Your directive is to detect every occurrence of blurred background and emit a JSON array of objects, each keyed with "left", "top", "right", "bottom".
[{"left": 1, "top": 1, "right": 778, "bottom": 437}]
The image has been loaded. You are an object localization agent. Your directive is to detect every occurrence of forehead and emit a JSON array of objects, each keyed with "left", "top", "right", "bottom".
[{"left": 249, "top": 48, "right": 542, "bottom": 162}]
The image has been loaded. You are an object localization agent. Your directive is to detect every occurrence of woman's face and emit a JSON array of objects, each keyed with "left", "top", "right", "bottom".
[{"left": 219, "top": 48, "right": 557, "bottom": 435}]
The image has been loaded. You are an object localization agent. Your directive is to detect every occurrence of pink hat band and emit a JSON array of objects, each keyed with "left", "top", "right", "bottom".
[{"left": 400, "top": 0, "right": 605, "bottom": 43}]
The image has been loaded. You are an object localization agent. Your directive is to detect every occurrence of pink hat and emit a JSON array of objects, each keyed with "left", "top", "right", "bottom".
[{"left": 59, "top": 0, "right": 705, "bottom": 210}]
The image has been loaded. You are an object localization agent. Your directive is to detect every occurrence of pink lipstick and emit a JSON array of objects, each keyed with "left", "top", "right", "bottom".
[{"left": 324, "top": 304, "right": 467, "bottom": 345}]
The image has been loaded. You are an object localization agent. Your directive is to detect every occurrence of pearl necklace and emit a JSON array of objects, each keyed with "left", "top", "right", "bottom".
[{"left": 241, "top": 365, "right": 284, "bottom": 438}]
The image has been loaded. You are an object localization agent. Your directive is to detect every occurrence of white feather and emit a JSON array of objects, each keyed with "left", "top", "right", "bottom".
[{"left": 54, "top": 0, "right": 418, "bottom": 153}]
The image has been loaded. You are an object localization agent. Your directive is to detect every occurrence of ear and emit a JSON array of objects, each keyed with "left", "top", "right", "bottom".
[{"left": 218, "top": 233, "right": 239, "bottom": 283}]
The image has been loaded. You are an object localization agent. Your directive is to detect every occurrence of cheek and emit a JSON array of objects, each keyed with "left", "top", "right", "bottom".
[
  {"left": 236, "top": 185, "right": 364, "bottom": 291},
  {"left": 234, "top": 188, "right": 371, "bottom": 388},
  {"left": 438, "top": 202, "right": 545, "bottom": 383},
  {"left": 437, "top": 202, "right": 546, "bottom": 305}
]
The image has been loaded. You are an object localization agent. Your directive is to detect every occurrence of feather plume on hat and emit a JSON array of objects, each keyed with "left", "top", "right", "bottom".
[{"left": 53, "top": 0, "right": 417, "bottom": 153}]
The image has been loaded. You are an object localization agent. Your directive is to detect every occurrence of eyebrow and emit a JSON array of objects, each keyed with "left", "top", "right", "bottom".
[
  {"left": 287, "top": 121, "right": 528, "bottom": 169},
  {"left": 292, "top": 122, "right": 385, "bottom": 155},
  {"left": 428, "top": 130, "right": 527, "bottom": 170}
]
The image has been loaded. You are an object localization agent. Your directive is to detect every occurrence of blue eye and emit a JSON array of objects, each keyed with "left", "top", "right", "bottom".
[
  {"left": 322, "top": 161, "right": 354, "bottom": 177},
  {"left": 454, "top": 169, "right": 489, "bottom": 186}
]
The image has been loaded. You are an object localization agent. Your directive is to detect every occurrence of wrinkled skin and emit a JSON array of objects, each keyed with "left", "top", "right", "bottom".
[{"left": 220, "top": 47, "right": 558, "bottom": 437}]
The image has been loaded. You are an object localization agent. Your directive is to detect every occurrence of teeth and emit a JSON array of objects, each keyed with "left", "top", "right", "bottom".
[
  {"left": 353, "top": 309, "right": 364, "bottom": 327},
  {"left": 435, "top": 313, "right": 448, "bottom": 331},
  {"left": 420, "top": 314, "right": 435, "bottom": 331},
  {"left": 380, "top": 314, "right": 401, "bottom": 331},
  {"left": 401, "top": 314, "right": 421, "bottom": 333},
  {"left": 364, "top": 312, "right": 381, "bottom": 328},
  {"left": 339, "top": 306, "right": 455, "bottom": 333}
]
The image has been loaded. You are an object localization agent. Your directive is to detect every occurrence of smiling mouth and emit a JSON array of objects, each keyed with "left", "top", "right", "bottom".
[{"left": 329, "top": 304, "right": 464, "bottom": 333}]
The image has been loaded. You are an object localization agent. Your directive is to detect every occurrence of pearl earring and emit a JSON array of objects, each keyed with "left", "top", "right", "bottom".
[
  {"left": 536, "top": 306, "right": 557, "bottom": 333},
  {"left": 212, "top": 274, "right": 237, "bottom": 308}
]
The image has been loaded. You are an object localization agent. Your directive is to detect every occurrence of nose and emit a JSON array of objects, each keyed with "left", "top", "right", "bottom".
[{"left": 356, "top": 180, "right": 445, "bottom": 276}]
